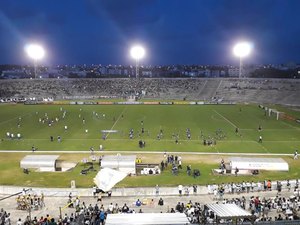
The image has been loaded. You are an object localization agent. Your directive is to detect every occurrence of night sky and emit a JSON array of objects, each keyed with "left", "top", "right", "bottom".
[{"left": 0, "top": 0, "right": 300, "bottom": 66}]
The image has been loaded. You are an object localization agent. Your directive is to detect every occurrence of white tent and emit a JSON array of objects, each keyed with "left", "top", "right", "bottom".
[
  {"left": 94, "top": 168, "right": 127, "bottom": 192},
  {"left": 230, "top": 157, "right": 289, "bottom": 173},
  {"left": 101, "top": 155, "right": 136, "bottom": 175},
  {"left": 206, "top": 204, "right": 252, "bottom": 219},
  {"left": 20, "top": 155, "right": 60, "bottom": 172},
  {"left": 105, "top": 213, "right": 190, "bottom": 225}
]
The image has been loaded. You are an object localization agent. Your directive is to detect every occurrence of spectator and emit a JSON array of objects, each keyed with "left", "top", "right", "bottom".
[{"left": 158, "top": 198, "right": 164, "bottom": 206}]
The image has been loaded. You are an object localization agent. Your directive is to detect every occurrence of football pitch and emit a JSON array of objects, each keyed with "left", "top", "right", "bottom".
[
  {"left": 1, "top": 103, "right": 300, "bottom": 188},
  {"left": 0, "top": 103, "right": 300, "bottom": 154}
]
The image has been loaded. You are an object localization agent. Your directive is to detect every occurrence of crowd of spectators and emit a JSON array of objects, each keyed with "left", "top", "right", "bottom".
[
  {"left": 0, "top": 208, "right": 11, "bottom": 225},
  {"left": 208, "top": 179, "right": 299, "bottom": 200},
  {"left": 16, "top": 193, "right": 45, "bottom": 211},
  {"left": 0, "top": 78, "right": 205, "bottom": 100},
  {"left": 2, "top": 178, "right": 300, "bottom": 225},
  {"left": 1, "top": 78, "right": 299, "bottom": 104},
  {"left": 217, "top": 78, "right": 300, "bottom": 105}
]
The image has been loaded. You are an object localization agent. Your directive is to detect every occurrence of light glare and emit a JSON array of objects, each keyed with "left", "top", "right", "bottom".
[
  {"left": 233, "top": 42, "right": 252, "bottom": 58},
  {"left": 130, "top": 45, "right": 145, "bottom": 60},
  {"left": 25, "top": 44, "right": 45, "bottom": 60}
]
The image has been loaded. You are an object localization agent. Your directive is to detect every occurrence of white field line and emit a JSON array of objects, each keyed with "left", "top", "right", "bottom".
[
  {"left": 105, "top": 106, "right": 127, "bottom": 139},
  {"left": 280, "top": 120, "right": 300, "bottom": 131},
  {"left": 213, "top": 110, "right": 237, "bottom": 128},
  {"left": 240, "top": 128, "right": 299, "bottom": 131},
  {"left": 0, "top": 150, "right": 294, "bottom": 157},
  {"left": 12, "top": 138, "right": 300, "bottom": 143},
  {"left": 0, "top": 112, "right": 32, "bottom": 126},
  {"left": 259, "top": 144, "right": 270, "bottom": 153}
]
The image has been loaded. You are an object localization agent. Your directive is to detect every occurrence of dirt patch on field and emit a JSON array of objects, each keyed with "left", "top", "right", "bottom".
[
  {"left": 136, "top": 153, "right": 225, "bottom": 164},
  {"left": 58, "top": 153, "right": 228, "bottom": 165}
]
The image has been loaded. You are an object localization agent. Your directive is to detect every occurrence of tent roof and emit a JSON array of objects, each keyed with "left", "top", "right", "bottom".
[
  {"left": 21, "top": 155, "right": 60, "bottom": 162},
  {"left": 229, "top": 157, "right": 286, "bottom": 163},
  {"left": 105, "top": 213, "right": 190, "bottom": 225},
  {"left": 206, "top": 204, "right": 252, "bottom": 219},
  {"left": 20, "top": 155, "right": 60, "bottom": 170}
]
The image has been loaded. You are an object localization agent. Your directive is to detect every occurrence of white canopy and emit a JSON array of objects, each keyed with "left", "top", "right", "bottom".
[
  {"left": 230, "top": 157, "right": 289, "bottom": 171},
  {"left": 94, "top": 168, "right": 127, "bottom": 192},
  {"left": 105, "top": 213, "right": 190, "bottom": 225},
  {"left": 206, "top": 203, "right": 252, "bottom": 219},
  {"left": 20, "top": 155, "right": 59, "bottom": 172},
  {"left": 101, "top": 155, "right": 136, "bottom": 175}
]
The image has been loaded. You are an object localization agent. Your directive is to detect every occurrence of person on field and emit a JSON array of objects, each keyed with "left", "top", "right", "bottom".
[
  {"left": 294, "top": 150, "right": 298, "bottom": 160},
  {"left": 258, "top": 125, "right": 262, "bottom": 132},
  {"left": 258, "top": 136, "right": 262, "bottom": 143},
  {"left": 90, "top": 146, "right": 94, "bottom": 155}
]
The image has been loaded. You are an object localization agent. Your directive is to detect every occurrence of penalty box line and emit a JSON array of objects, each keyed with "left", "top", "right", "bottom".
[
  {"left": 105, "top": 106, "right": 127, "bottom": 139},
  {"left": 213, "top": 110, "right": 237, "bottom": 128}
]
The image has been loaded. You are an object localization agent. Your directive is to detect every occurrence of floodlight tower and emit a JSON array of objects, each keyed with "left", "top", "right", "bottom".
[
  {"left": 130, "top": 45, "right": 145, "bottom": 78},
  {"left": 25, "top": 44, "right": 45, "bottom": 78},
  {"left": 233, "top": 42, "right": 252, "bottom": 78}
]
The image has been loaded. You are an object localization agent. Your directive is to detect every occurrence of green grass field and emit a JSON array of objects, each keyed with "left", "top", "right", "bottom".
[
  {"left": 0, "top": 103, "right": 300, "bottom": 188},
  {"left": 0, "top": 153, "right": 299, "bottom": 188},
  {"left": 0, "top": 103, "right": 299, "bottom": 153}
]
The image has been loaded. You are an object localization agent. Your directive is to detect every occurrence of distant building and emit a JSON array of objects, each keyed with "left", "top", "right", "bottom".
[
  {"left": 228, "top": 67, "right": 239, "bottom": 77},
  {"left": 141, "top": 70, "right": 152, "bottom": 77},
  {"left": 1, "top": 70, "right": 27, "bottom": 79}
]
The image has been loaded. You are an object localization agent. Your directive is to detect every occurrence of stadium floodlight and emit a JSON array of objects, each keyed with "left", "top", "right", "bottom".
[
  {"left": 233, "top": 42, "right": 252, "bottom": 78},
  {"left": 130, "top": 45, "right": 145, "bottom": 78},
  {"left": 25, "top": 44, "right": 45, "bottom": 78}
]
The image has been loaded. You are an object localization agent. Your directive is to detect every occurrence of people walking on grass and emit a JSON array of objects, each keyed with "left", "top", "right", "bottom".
[
  {"left": 258, "top": 125, "right": 262, "bottom": 131},
  {"left": 294, "top": 150, "right": 298, "bottom": 160},
  {"left": 90, "top": 146, "right": 94, "bottom": 155}
]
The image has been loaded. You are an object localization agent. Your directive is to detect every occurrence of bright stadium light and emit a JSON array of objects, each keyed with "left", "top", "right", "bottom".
[
  {"left": 25, "top": 44, "right": 45, "bottom": 78},
  {"left": 233, "top": 42, "right": 252, "bottom": 78},
  {"left": 130, "top": 45, "right": 145, "bottom": 78}
]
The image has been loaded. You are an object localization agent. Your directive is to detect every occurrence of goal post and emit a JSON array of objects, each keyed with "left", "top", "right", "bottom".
[
  {"left": 268, "top": 108, "right": 280, "bottom": 120},
  {"left": 268, "top": 108, "right": 286, "bottom": 120}
]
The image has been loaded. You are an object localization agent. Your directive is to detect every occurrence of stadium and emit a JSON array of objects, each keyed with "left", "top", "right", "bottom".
[
  {"left": 1, "top": 77, "right": 300, "bottom": 225},
  {"left": 1, "top": 1, "right": 300, "bottom": 224}
]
